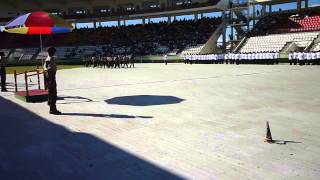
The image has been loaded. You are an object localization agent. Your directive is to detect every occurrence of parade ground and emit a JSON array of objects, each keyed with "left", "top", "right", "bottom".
[{"left": 1, "top": 63, "right": 320, "bottom": 179}]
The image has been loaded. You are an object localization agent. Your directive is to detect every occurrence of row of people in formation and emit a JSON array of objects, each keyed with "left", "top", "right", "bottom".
[
  {"left": 289, "top": 51, "right": 320, "bottom": 65},
  {"left": 83, "top": 55, "right": 135, "bottom": 68},
  {"left": 184, "top": 53, "right": 280, "bottom": 61},
  {"left": 183, "top": 52, "right": 280, "bottom": 65}
]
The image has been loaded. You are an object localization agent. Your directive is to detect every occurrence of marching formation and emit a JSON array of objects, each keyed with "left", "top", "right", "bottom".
[
  {"left": 288, "top": 51, "right": 320, "bottom": 65},
  {"left": 184, "top": 52, "right": 280, "bottom": 65},
  {"left": 83, "top": 54, "right": 135, "bottom": 69}
]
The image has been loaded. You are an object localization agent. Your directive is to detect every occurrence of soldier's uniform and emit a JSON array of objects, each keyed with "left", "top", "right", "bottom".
[
  {"left": 0, "top": 52, "right": 7, "bottom": 92},
  {"left": 44, "top": 47, "right": 61, "bottom": 115}
]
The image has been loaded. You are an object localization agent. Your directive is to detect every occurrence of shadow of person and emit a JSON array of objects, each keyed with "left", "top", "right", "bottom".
[
  {"left": 62, "top": 112, "right": 153, "bottom": 119},
  {"left": 0, "top": 97, "right": 181, "bottom": 180},
  {"left": 273, "top": 140, "right": 302, "bottom": 145},
  {"left": 57, "top": 96, "right": 94, "bottom": 105},
  {"left": 105, "top": 95, "right": 184, "bottom": 106}
]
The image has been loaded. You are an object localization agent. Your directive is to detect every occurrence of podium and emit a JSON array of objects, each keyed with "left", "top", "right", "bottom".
[{"left": 14, "top": 67, "right": 48, "bottom": 103}]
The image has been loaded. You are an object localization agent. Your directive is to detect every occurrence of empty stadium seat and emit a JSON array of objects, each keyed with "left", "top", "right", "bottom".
[
  {"left": 181, "top": 44, "right": 204, "bottom": 55},
  {"left": 291, "top": 15, "right": 320, "bottom": 32},
  {"left": 20, "top": 48, "right": 38, "bottom": 61},
  {"left": 312, "top": 42, "right": 320, "bottom": 51},
  {"left": 36, "top": 46, "right": 75, "bottom": 60},
  {"left": 0, "top": 49, "right": 11, "bottom": 58},
  {"left": 240, "top": 31, "right": 320, "bottom": 53}
]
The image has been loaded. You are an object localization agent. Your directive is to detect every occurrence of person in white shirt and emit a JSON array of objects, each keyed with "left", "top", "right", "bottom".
[
  {"left": 259, "top": 53, "right": 263, "bottom": 64},
  {"left": 316, "top": 51, "right": 320, "bottom": 65},
  {"left": 163, "top": 54, "right": 168, "bottom": 65},
  {"left": 306, "top": 52, "right": 312, "bottom": 65},
  {"left": 229, "top": 53, "right": 233, "bottom": 64},
  {"left": 288, "top": 51, "right": 293, "bottom": 65},
  {"left": 247, "top": 53, "right": 252, "bottom": 64},
  {"left": 293, "top": 51, "right": 298, "bottom": 65},
  {"left": 190, "top": 54, "right": 194, "bottom": 64},
  {"left": 302, "top": 52, "right": 308, "bottom": 65},
  {"left": 297, "top": 52, "right": 303, "bottom": 65},
  {"left": 234, "top": 53, "right": 239, "bottom": 65},
  {"left": 274, "top": 52, "right": 279, "bottom": 65},
  {"left": 311, "top": 52, "right": 316, "bottom": 65},
  {"left": 261, "top": 52, "right": 266, "bottom": 64},
  {"left": 225, "top": 53, "right": 229, "bottom": 64}
]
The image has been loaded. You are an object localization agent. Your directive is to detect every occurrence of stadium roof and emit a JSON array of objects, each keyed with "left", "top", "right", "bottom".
[
  {"left": 0, "top": 0, "right": 303, "bottom": 24},
  {"left": 0, "top": 0, "right": 297, "bottom": 15},
  {"left": 0, "top": 0, "right": 225, "bottom": 24}
]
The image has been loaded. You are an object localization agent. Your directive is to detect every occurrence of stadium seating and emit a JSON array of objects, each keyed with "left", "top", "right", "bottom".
[
  {"left": 74, "top": 46, "right": 98, "bottom": 58},
  {"left": 181, "top": 44, "right": 204, "bottom": 55},
  {"left": 36, "top": 46, "right": 75, "bottom": 60},
  {"left": 36, "top": 50, "right": 47, "bottom": 60},
  {"left": 9, "top": 49, "right": 24, "bottom": 61},
  {"left": 312, "top": 42, "right": 320, "bottom": 51},
  {"left": 0, "top": 17, "right": 221, "bottom": 57},
  {"left": 291, "top": 15, "right": 320, "bottom": 32},
  {"left": 55, "top": 47, "right": 75, "bottom": 59},
  {"left": 251, "top": 10, "right": 320, "bottom": 36},
  {"left": 240, "top": 31, "right": 320, "bottom": 53},
  {"left": 20, "top": 48, "right": 38, "bottom": 61},
  {"left": 155, "top": 45, "right": 169, "bottom": 54},
  {"left": 0, "top": 49, "right": 11, "bottom": 58}
]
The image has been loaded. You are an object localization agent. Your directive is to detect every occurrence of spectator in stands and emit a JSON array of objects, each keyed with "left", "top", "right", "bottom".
[
  {"left": 0, "top": 52, "right": 7, "bottom": 92},
  {"left": 0, "top": 17, "right": 222, "bottom": 57},
  {"left": 44, "top": 47, "right": 61, "bottom": 115}
]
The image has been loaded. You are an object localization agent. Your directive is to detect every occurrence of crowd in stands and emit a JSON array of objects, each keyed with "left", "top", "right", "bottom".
[
  {"left": 0, "top": 17, "right": 221, "bottom": 57},
  {"left": 59, "top": 17, "right": 221, "bottom": 55}
]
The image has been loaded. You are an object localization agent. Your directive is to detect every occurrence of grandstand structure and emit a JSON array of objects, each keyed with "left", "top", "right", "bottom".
[{"left": 0, "top": 0, "right": 319, "bottom": 62}]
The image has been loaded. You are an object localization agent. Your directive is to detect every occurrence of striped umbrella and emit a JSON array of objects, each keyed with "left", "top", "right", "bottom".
[{"left": 4, "top": 11, "right": 73, "bottom": 51}]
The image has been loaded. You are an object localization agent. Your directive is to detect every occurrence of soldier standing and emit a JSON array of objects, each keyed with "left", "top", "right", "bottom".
[
  {"left": 44, "top": 47, "right": 61, "bottom": 115},
  {"left": 163, "top": 54, "right": 168, "bottom": 65},
  {"left": 0, "top": 52, "right": 7, "bottom": 92}
]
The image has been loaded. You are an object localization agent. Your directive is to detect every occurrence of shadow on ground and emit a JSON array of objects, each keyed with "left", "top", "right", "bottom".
[
  {"left": 62, "top": 112, "right": 153, "bottom": 119},
  {"left": 0, "top": 97, "right": 182, "bottom": 180},
  {"left": 105, "top": 95, "right": 184, "bottom": 106},
  {"left": 57, "top": 96, "right": 94, "bottom": 104},
  {"left": 273, "top": 140, "right": 302, "bottom": 145}
]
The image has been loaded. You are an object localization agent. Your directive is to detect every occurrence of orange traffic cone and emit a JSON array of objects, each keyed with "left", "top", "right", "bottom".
[{"left": 264, "top": 121, "right": 273, "bottom": 143}]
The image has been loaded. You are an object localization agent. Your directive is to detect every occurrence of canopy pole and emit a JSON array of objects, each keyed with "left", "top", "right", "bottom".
[
  {"left": 40, "top": 33, "right": 43, "bottom": 66},
  {"left": 40, "top": 33, "right": 42, "bottom": 51}
]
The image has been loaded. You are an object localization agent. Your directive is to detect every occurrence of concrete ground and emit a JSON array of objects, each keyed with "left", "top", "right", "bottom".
[{"left": 1, "top": 63, "right": 320, "bottom": 179}]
